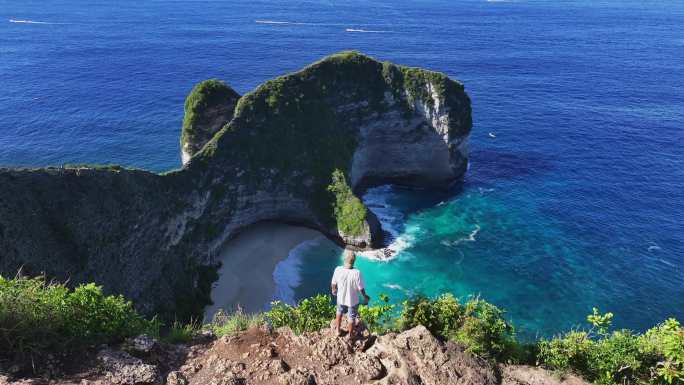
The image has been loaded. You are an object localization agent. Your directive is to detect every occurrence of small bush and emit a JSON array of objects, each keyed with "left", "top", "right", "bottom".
[
  {"left": 164, "top": 319, "right": 201, "bottom": 344},
  {"left": 400, "top": 294, "right": 518, "bottom": 361},
  {"left": 207, "top": 307, "right": 265, "bottom": 337},
  {"left": 359, "top": 294, "right": 396, "bottom": 333},
  {"left": 400, "top": 293, "right": 463, "bottom": 337},
  {"left": 453, "top": 298, "right": 518, "bottom": 361},
  {"left": 0, "top": 275, "right": 158, "bottom": 361},
  {"left": 538, "top": 330, "right": 593, "bottom": 374},
  {"left": 639, "top": 318, "right": 684, "bottom": 384},
  {"left": 267, "top": 294, "right": 336, "bottom": 334}
]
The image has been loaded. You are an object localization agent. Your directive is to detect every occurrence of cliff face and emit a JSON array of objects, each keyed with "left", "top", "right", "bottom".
[{"left": 0, "top": 52, "right": 472, "bottom": 318}]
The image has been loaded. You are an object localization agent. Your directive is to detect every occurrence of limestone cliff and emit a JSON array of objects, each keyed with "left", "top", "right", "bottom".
[{"left": 0, "top": 51, "right": 472, "bottom": 319}]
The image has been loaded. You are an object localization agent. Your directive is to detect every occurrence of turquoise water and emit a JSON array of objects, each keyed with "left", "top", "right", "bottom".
[
  {"left": 2, "top": 0, "right": 683, "bottom": 338},
  {"left": 293, "top": 179, "right": 683, "bottom": 339}
]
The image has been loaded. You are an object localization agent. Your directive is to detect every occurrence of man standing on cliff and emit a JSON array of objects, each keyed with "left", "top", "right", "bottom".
[{"left": 331, "top": 249, "right": 370, "bottom": 339}]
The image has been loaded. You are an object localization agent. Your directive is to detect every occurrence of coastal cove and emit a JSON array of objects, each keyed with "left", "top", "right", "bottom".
[
  {"left": 203, "top": 222, "right": 322, "bottom": 321},
  {"left": 2, "top": 0, "right": 684, "bottom": 341}
]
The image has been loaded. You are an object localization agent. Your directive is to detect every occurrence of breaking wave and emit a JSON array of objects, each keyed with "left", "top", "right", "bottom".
[
  {"left": 357, "top": 186, "right": 413, "bottom": 261},
  {"left": 273, "top": 236, "right": 325, "bottom": 305}
]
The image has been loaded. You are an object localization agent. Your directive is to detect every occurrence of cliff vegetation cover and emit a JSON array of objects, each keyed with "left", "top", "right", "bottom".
[{"left": 2, "top": 275, "right": 682, "bottom": 385}]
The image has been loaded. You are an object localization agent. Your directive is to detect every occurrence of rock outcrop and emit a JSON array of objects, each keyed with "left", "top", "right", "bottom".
[
  {"left": 180, "top": 80, "right": 241, "bottom": 164},
  {"left": 0, "top": 51, "right": 472, "bottom": 318},
  {"left": 0, "top": 326, "right": 586, "bottom": 385}
]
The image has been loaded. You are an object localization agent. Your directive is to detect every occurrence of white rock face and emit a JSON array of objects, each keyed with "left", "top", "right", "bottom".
[
  {"left": 180, "top": 143, "right": 192, "bottom": 165},
  {"left": 351, "top": 84, "right": 469, "bottom": 189}
]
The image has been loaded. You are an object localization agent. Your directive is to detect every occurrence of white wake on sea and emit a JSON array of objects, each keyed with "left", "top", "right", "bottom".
[
  {"left": 9, "top": 19, "right": 55, "bottom": 24},
  {"left": 256, "top": 20, "right": 314, "bottom": 25},
  {"left": 345, "top": 28, "right": 390, "bottom": 33}
]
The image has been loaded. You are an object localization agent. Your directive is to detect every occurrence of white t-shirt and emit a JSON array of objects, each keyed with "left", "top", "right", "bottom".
[{"left": 331, "top": 266, "right": 365, "bottom": 307}]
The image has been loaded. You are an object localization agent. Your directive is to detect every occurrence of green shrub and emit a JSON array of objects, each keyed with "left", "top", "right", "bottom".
[
  {"left": 400, "top": 293, "right": 463, "bottom": 337},
  {"left": 0, "top": 275, "right": 158, "bottom": 361},
  {"left": 359, "top": 294, "right": 397, "bottom": 333},
  {"left": 537, "top": 308, "right": 684, "bottom": 385},
  {"left": 267, "top": 294, "right": 336, "bottom": 334},
  {"left": 399, "top": 294, "right": 518, "bottom": 361},
  {"left": 538, "top": 330, "right": 593, "bottom": 374},
  {"left": 639, "top": 318, "right": 684, "bottom": 384},
  {"left": 207, "top": 307, "right": 265, "bottom": 337},
  {"left": 453, "top": 298, "right": 517, "bottom": 361}
]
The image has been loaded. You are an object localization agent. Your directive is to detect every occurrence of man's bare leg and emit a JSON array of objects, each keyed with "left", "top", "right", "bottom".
[
  {"left": 335, "top": 313, "right": 343, "bottom": 336},
  {"left": 347, "top": 316, "right": 354, "bottom": 339}
]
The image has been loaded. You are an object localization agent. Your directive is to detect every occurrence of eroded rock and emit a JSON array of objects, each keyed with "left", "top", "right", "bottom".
[
  {"left": 96, "top": 348, "right": 160, "bottom": 385},
  {"left": 366, "top": 325, "right": 498, "bottom": 385}
]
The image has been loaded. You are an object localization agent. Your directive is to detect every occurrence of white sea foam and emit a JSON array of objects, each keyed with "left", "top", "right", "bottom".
[
  {"left": 357, "top": 186, "right": 411, "bottom": 261},
  {"left": 382, "top": 283, "right": 413, "bottom": 295},
  {"left": 9, "top": 19, "right": 55, "bottom": 24},
  {"left": 383, "top": 283, "right": 404, "bottom": 291},
  {"left": 346, "top": 28, "right": 390, "bottom": 33},
  {"left": 272, "top": 236, "right": 325, "bottom": 305},
  {"left": 647, "top": 244, "right": 661, "bottom": 252},
  {"left": 441, "top": 224, "right": 481, "bottom": 247}
]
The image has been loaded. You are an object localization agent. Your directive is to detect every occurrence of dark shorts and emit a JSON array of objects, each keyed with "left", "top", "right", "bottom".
[{"left": 336, "top": 304, "right": 359, "bottom": 320}]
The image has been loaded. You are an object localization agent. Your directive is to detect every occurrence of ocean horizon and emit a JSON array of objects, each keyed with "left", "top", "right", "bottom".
[{"left": 2, "top": 0, "right": 683, "bottom": 339}]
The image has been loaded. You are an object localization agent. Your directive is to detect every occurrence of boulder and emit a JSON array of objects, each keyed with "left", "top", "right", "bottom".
[{"left": 366, "top": 325, "right": 498, "bottom": 385}]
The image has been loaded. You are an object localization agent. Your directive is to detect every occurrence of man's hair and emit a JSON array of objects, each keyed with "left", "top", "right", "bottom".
[{"left": 343, "top": 249, "right": 356, "bottom": 268}]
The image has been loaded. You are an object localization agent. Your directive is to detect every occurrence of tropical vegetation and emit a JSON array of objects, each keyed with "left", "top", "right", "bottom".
[{"left": 2, "top": 274, "right": 682, "bottom": 385}]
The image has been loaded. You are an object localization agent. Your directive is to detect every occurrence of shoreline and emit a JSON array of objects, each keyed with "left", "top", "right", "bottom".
[{"left": 203, "top": 222, "right": 322, "bottom": 322}]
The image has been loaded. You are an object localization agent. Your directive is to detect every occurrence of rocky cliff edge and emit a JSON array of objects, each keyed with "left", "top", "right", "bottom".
[{"left": 0, "top": 324, "right": 586, "bottom": 385}]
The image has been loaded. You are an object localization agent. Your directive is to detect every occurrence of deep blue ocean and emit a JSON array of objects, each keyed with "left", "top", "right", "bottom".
[{"left": 2, "top": 0, "right": 683, "bottom": 338}]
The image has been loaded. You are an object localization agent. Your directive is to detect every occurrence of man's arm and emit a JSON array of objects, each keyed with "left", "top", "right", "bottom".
[
  {"left": 331, "top": 268, "right": 338, "bottom": 295},
  {"left": 360, "top": 288, "right": 370, "bottom": 304},
  {"left": 358, "top": 272, "right": 370, "bottom": 304}
]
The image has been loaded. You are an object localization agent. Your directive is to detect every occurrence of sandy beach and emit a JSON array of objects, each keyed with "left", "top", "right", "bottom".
[{"left": 203, "top": 222, "right": 322, "bottom": 322}]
